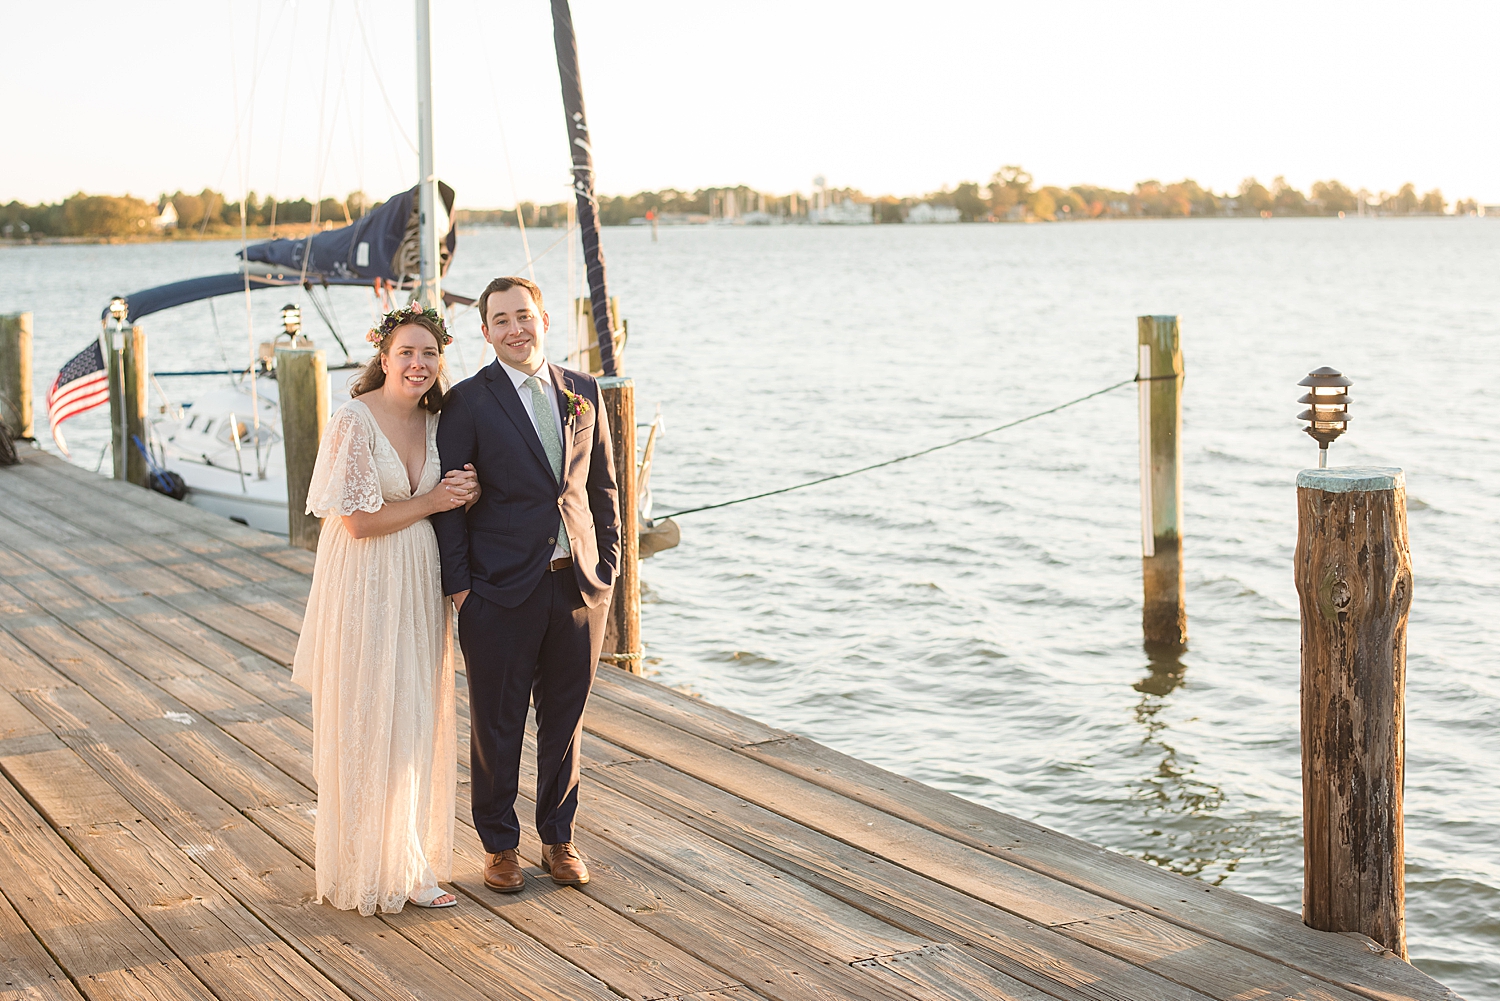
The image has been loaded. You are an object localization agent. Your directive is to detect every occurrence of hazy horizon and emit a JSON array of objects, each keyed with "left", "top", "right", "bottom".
[{"left": 5, "top": 0, "right": 1497, "bottom": 206}]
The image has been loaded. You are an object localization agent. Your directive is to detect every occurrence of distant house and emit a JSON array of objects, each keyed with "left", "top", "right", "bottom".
[
  {"left": 152, "top": 199, "right": 179, "bottom": 231},
  {"left": 906, "top": 202, "right": 960, "bottom": 224},
  {"left": 809, "top": 199, "right": 873, "bottom": 225}
]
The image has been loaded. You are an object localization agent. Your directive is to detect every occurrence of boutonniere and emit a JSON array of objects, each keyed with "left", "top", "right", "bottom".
[{"left": 561, "top": 388, "right": 591, "bottom": 426}]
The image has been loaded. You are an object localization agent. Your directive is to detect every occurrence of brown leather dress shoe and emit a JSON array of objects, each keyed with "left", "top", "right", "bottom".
[
  {"left": 483, "top": 849, "right": 525, "bottom": 893},
  {"left": 540, "top": 842, "right": 589, "bottom": 885}
]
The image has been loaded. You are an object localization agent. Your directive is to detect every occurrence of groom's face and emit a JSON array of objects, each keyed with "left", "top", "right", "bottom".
[{"left": 482, "top": 286, "right": 549, "bottom": 373}]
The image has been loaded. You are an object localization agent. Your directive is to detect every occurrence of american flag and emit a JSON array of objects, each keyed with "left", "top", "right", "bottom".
[{"left": 46, "top": 339, "right": 110, "bottom": 457}]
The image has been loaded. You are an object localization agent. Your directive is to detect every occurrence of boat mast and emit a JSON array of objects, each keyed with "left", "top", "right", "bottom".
[
  {"left": 551, "top": 0, "right": 618, "bottom": 376},
  {"left": 414, "top": 0, "right": 441, "bottom": 309}
]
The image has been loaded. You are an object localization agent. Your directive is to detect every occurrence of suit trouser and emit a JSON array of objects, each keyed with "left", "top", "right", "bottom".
[{"left": 457, "top": 568, "right": 609, "bottom": 852}]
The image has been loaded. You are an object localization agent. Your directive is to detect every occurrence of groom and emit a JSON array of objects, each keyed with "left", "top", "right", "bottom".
[{"left": 433, "top": 276, "right": 620, "bottom": 893}]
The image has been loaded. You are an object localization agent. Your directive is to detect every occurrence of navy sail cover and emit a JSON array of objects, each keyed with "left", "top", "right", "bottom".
[
  {"left": 239, "top": 182, "right": 456, "bottom": 282},
  {"left": 105, "top": 183, "right": 460, "bottom": 324}
]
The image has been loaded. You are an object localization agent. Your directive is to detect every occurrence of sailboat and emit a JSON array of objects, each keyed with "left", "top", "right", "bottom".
[
  {"left": 93, "top": 0, "right": 659, "bottom": 543},
  {"left": 103, "top": 181, "right": 465, "bottom": 533}
]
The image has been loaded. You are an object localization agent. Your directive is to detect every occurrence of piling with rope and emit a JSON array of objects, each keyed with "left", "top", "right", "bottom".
[{"left": 1137, "top": 315, "right": 1186, "bottom": 652}]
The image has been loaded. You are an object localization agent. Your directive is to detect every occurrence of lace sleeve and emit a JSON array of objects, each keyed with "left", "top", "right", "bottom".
[{"left": 305, "top": 404, "right": 385, "bottom": 518}]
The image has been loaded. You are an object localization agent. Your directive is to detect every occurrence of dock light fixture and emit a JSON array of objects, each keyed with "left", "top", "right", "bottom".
[
  {"left": 107, "top": 297, "right": 127, "bottom": 324},
  {"left": 281, "top": 303, "right": 301, "bottom": 336},
  {"left": 1297, "top": 366, "right": 1352, "bottom": 468}
]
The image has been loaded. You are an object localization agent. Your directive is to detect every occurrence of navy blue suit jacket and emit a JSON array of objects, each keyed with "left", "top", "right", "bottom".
[{"left": 433, "top": 360, "right": 620, "bottom": 610}]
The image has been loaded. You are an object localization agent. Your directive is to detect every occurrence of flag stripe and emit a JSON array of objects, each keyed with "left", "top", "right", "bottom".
[
  {"left": 49, "top": 376, "right": 109, "bottom": 412},
  {"left": 52, "top": 389, "right": 111, "bottom": 424}
]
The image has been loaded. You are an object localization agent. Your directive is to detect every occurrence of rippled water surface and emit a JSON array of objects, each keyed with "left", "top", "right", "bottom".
[{"left": 4, "top": 220, "right": 1497, "bottom": 997}]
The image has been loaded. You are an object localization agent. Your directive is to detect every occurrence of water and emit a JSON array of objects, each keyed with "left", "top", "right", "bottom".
[{"left": 4, "top": 219, "right": 1497, "bottom": 997}]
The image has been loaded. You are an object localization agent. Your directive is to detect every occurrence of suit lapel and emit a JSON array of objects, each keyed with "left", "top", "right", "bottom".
[{"left": 483, "top": 361, "right": 555, "bottom": 484}]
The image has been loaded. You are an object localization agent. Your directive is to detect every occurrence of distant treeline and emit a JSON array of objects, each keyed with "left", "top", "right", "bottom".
[
  {"left": 0, "top": 189, "right": 379, "bottom": 240},
  {"left": 4, "top": 170, "right": 1479, "bottom": 240},
  {"left": 458, "top": 168, "right": 1477, "bottom": 227}
]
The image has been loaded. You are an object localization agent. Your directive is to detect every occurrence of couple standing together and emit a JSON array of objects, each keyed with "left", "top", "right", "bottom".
[{"left": 290, "top": 276, "right": 620, "bottom": 914}]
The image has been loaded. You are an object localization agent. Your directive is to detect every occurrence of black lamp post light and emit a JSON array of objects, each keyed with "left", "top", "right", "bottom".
[
  {"left": 1297, "top": 366, "right": 1352, "bottom": 468},
  {"left": 281, "top": 303, "right": 302, "bottom": 338}
]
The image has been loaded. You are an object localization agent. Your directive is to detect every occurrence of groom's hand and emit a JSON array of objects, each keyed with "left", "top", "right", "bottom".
[{"left": 452, "top": 590, "right": 470, "bottom": 612}]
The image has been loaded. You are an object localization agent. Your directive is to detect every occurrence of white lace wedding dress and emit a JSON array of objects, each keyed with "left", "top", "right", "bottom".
[{"left": 291, "top": 398, "right": 456, "bottom": 915}]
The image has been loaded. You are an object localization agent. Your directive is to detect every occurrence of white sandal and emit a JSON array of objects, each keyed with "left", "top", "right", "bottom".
[{"left": 408, "top": 885, "right": 458, "bottom": 909}]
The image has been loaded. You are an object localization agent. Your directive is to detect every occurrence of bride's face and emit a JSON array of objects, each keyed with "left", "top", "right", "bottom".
[{"left": 380, "top": 324, "right": 442, "bottom": 403}]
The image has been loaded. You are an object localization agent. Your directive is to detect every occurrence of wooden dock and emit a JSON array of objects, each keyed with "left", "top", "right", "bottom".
[{"left": 0, "top": 448, "right": 1461, "bottom": 1001}]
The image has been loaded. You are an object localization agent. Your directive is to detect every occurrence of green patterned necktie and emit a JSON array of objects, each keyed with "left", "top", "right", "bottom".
[{"left": 523, "top": 375, "right": 570, "bottom": 556}]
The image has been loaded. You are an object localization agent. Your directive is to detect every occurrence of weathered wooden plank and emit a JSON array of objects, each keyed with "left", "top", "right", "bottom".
[
  {"left": 5, "top": 462, "right": 315, "bottom": 594},
  {"left": 0, "top": 575, "right": 311, "bottom": 810},
  {"left": 597, "top": 673, "right": 1457, "bottom": 1001},
  {"left": 0, "top": 599, "right": 660, "bottom": 1001},
  {"left": 261, "top": 793, "right": 766, "bottom": 1001},
  {"left": 0, "top": 766, "right": 213, "bottom": 1000},
  {"left": 0, "top": 465, "right": 309, "bottom": 626},
  {"left": 853, "top": 945, "right": 1057, "bottom": 1001},
  {"left": 13, "top": 453, "right": 316, "bottom": 570},
  {"left": 575, "top": 778, "right": 925, "bottom": 963},
  {"left": 588, "top": 758, "right": 1214, "bottom": 1001},
  {"left": 592, "top": 669, "right": 789, "bottom": 748},
  {"left": 6, "top": 682, "right": 569, "bottom": 1001},
  {"left": 0, "top": 488, "right": 304, "bottom": 667},
  {"left": 592, "top": 747, "right": 1413, "bottom": 1001},
  {"left": 0, "top": 726, "right": 349, "bottom": 1000},
  {"left": 447, "top": 742, "right": 918, "bottom": 1000},
  {"left": 0, "top": 511, "right": 312, "bottom": 728},
  {"left": 583, "top": 697, "right": 1127, "bottom": 928},
  {"left": 0, "top": 838, "right": 86, "bottom": 1001}
]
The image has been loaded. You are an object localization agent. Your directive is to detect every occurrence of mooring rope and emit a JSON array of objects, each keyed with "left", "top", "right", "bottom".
[{"left": 658, "top": 375, "right": 1156, "bottom": 520}]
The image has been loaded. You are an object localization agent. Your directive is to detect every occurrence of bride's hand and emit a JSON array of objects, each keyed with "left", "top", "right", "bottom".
[
  {"left": 430, "top": 465, "right": 479, "bottom": 512},
  {"left": 436, "top": 464, "right": 481, "bottom": 511}
]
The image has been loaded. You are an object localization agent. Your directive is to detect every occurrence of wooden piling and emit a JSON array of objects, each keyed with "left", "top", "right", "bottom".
[
  {"left": 598, "top": 375, "right": 640, "bottom": 673},
  {"left": 108, "top": 325, "right": 148, "bottom": 486},
  {"left": 0, "top": 312, "right": 34, "bottom": 440},
  {"left": 275, "top": 348, "right": 329, "bottom": 551},
  {"left": 1295, "top": 466, "right": 1412, "bottom": 958},
  {"left": 1137, "top": 315, "right": 1186, "bottom": 651}
]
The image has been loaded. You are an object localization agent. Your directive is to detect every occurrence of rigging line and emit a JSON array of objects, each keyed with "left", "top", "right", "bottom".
[
  {"left": 302, "top": 0, "right": 340, "bottom": 287},
  {"left": 352, "top": 0, "right": 419, "bottom": 154},
  {"left": 204, "top": 1, "right": 289, "bottom": 219},
  {"left": 270, "top": 0, "right": 301, "bottom": 231},
  {"left": 657, "top": 376, "right": 1138, "bottom": 520},
  {"left": 229, "top": 0, "right": 265, "bottom": 479},
  {"left": 469, "top": 0, "right": 534, "bottom": 282},
  {"left": 510, "top": 223, "right": 577, "bottom": 276},
  {"left": 304, "top": 284, "right": 352, "bottom": 361}
]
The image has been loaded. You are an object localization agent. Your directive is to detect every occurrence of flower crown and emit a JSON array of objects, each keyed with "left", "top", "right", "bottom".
[{"left": 367, "top": 300, "right": 451, "bottom": 346}]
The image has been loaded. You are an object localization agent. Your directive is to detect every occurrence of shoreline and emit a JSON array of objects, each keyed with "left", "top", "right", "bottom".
[{"left": 1, "top": 213, "right": 1484, "bottom": 248}]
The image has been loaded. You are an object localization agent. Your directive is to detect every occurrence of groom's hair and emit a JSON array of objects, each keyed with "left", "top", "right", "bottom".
[{"left": 478, "top": 276, "right": 545, "bottom": 326}]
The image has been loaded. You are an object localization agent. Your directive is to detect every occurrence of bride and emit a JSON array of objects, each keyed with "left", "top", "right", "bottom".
[{"left": 292, "top": 301, "right": 477, "bottom": 914}]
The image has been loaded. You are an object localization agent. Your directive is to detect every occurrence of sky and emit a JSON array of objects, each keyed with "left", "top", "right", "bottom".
[{"left": 4, "top": 0, "right": 1498, "bottom": 208}]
